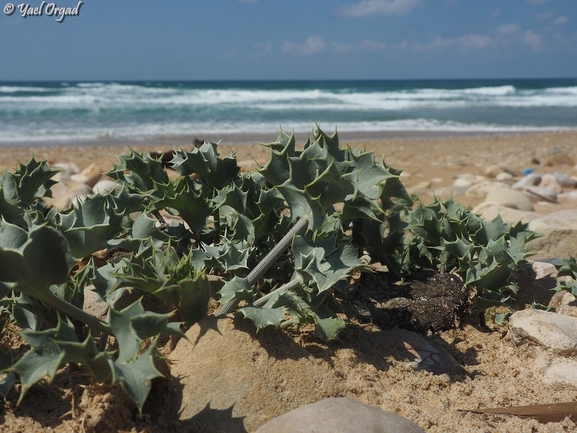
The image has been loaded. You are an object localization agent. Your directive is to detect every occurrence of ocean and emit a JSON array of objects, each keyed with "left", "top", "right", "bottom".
[{"left": 0, "top": 79, "right": 575, "bottom": 146}]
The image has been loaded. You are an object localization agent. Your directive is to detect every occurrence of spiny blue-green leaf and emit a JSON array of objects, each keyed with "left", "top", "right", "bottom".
[
  {"left": 171, "top": 142, "right": 240, "bottom": 190},
  {"left": 0, "top": 349, "right": 17, "bottom": 400},
  {"left": 107, "top": 185, "right": 147, "bottom": 214},
  {"left": 108, "top": 300, "right": 147, "bottom": 363},
  {"left": 106, "top": 213, "right": 168, "bottom": 251},
  {"left": 314, "top": 315, "right": 347, "bottom": 342},
  {"left": 0, "top": 222, "right": 75, "bottom": 294},
  {"left": 472, "top": 215, "right": 510, "bottom": 245},
  {"left": 239, "top": 305, "right": 287, "bottom": 329},
  {"left": 91, "top": 261, "right": 126, "bottom": 304},
  {"left": 293, "top": 234, "right": 365, "bottom": 293},
  {"left": 109, "top": 150, "right": 169, "bottom": 194},
  {"left": 108, "top": 341, "right": 163, "bottom": 415},
  {"left": 172, "top": 274, "right": 211, "bottom": 327},
  {"left": 219, "top": 205, "right": 255, "bottom": 244},
  {"left": 57, "top": 194, "right": 126, "bottom": 258},
  {"left": 1, "top": 158, "right": 61, "bottom": 211},
  {"left": 54, "top": 334, "right": 113, "bottom": 383},
  {"left": 131, "top": 311, "right": 184, "bottom": 340},
  {"left": 154, "top": 177, "right": 212, "bottom": 231},
  {"left": 213, "top": 183, "right": 248, "bottom": 214},
  {"left": 8, "top": 317, "right": 78, "bottom": 403},
  {"left": 218, "top": 277, "right": 255, "bottom": 309}
]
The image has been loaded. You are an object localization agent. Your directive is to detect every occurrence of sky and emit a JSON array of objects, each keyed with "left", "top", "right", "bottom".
[{"left": 0, "top": 0, "right": 576, "bottom": 81}]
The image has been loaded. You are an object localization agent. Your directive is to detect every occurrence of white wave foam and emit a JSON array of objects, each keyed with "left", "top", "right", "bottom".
[{"left": 0, "top": 118, "right": 572, "bottom": 144}]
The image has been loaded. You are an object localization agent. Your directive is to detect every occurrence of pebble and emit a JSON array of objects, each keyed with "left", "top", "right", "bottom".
[
  {"left": 495, "top": 172, "right": 514, "bottom": 181},
  {"left": 93, "top": 179, "right": 120, "bottom": 195},
  {"left": 523, "top": 186, "right": 558, "bottom": 203},
  {"left": 484, "top": 187, "right": 534, "bottom": 211},
  {"left": 540, "top": 174, "right": 563, "bottom": 194},
  {"left": 550, "top": 291, "right": 577, "bottom": 318},
  {"left": 508, "top": 309, "right": 577, "bottom": 355},
  {"left": 389, "top": 329, "right": 460, "bottom": 375},
  {"left": 528, "top": 210, "right": 577, "bottom": 234},
  {"left": 512, "top": 173, "right": 541, "bottom": 190},
  {"left": 465, "top": 180, "right": 508, "bottom": 199},
  {"left": 533, "top": 352, "right": 577, "bottom": 389},
  {"left": 255, "top": 398, "right": 425, "bottom": 433},
  {"left": 471, "top": 203, "right": 539, "bottom": 224}
]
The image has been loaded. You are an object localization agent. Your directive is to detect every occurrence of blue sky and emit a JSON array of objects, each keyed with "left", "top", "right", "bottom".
[{"left": 1, "top": 0, "right": 576, "bottom": 80}]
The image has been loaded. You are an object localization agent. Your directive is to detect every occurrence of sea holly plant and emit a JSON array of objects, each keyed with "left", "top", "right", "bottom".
[{"left": 0, "top": 125, "right": 539, "bottom": 412}]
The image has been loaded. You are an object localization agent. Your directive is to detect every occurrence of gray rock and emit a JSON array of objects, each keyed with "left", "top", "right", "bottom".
[
  {"left": 453, "top": 178, "right": 472, "bottom": 188},
  {"left": 527, "top": 210, "right": 577, "bottom": 260},
  {"left": 471, "top": 203, "right": 539, "bottom": 224},
  {"left": 254, "top": 398, "right": 425, "bottom": 433},
  {"left": 524, "top": 186, "right": 557, "bottom": 203},
  {"left": 388, "top": 329, "right": 460, "bottom": 375},
  {"left": 528, "top": 210, "right": 577, "bottom": 234},
  {"left": 512, "top": 173, "right": 542, "bottom": 190},
  {"left": 561, "top": 190, "right": 577, "bottom": 202},
  {"left": 465, "top": 180, "right": 509, "bottom": 199},
  {"left": 508, "top": 309, "right": 577, "bottom": 355},
  {"left": 540, "top": 174, "right": 564, "bottom": 194},
  {"left": 529, "top": 261, "right": 558, "bottom": 280},
  {"left": 484, "top": 187, "right": 534, "bottom": 211},
  {"left": 93, "top": 179, "right": 120, "bottom": 195},
  {"left": 495, "top": 172, "right": 514, "bottom": 181},
  {"left": 550, "top": 291, "right": 577, "bottom": 318},
  {"left": 533, "top": 352, "right": 577, "bottom": 389}
]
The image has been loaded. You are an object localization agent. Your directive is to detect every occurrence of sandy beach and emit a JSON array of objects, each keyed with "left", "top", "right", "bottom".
[
  {"left": 1, "top": 130, "right": 577, "bottom": 432},
  {"left": 2, "top": 129, "right": 576, "bottom": 208}
]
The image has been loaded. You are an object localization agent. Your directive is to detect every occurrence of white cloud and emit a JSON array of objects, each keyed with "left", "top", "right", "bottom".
[
  {"left": 524, "top": 30, "right": 542, "bottom": 49},
  {"left": 458, "top": 34, "right": 491, "bottom": 49},
  {"left": 358, "top": 39, "right": 387, "bottom": 51},
  {"left": 496, "top": 24, "right": 520, "bottom": 35},
  {"left": 282, "top": 35, "right": 327, "bottom": 55},
  {"left": 491, "top": 8, "right": 501, "bottom": 18},
  {"left": 280, "top": 37, "right": 387, "bottom": 56},
  {"left": 252, "top": 42, "right": 273, "bottom": 57},
  {"left": 554, "top": 16, "right": 570, "bottom": 25},
  {"left": 302, "top": 36, "right": 327, "bottom": 55},
  {"left": 338, "top": 0, "right": 422, "bottom": 17}
]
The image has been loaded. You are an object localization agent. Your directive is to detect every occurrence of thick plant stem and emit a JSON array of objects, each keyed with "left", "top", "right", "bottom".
[
  {"left": 216, "top": 216, "right": 309, "bottom": 316},
  {"left": 253, "top": 278, "right": 301, "bottom": 308},
  {"left": 37, "top": 290, "right": 113, "bottom": 336}
]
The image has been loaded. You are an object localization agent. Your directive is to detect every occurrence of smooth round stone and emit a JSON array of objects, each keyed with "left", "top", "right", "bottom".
[
  {"left": 495, "top": 172, "right": 514, "bottom": 181},
  {"left": 255, "top": 398, "right": 425, "bottom": 433},
  {"left": 93, "top": 179, "right": 120, "bottom": 195},
  {"left": 485, "top": 187, "right": 534, "bottom": 211}
]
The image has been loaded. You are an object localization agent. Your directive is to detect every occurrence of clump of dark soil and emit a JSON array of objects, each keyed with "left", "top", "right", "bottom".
[{"left": 353, "top": 269, "right": 469, "bottom": 333}]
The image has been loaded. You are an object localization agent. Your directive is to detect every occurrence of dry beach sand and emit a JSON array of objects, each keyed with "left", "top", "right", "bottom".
[{"left": 1, "top": 130, "right": 577, "bottom": 432}]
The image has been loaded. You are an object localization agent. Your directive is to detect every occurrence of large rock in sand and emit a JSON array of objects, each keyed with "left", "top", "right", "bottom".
[
  {"left": 168, "top": 316, "right": 345, "bottom": 433},
  {"left": 255, "top": 397, "right": 425, "bottom": 433},
  {"left": 484, "top": 187, "right": 534, "bottom": 211},
  {"left": 508, "top": 309, "right": 577, "bottom": 356},
  {"left": 527, "top": 210, "right": 577, "bottom": 259}
]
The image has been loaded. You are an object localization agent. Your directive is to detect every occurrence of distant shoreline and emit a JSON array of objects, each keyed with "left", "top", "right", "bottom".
[{"left": 1, "top": 129, "right": 573, "bottom": 149}]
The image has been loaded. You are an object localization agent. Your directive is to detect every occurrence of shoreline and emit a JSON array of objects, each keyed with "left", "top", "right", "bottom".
[{"left": 0, "top": 128, "right": 574, "bottom": 150}]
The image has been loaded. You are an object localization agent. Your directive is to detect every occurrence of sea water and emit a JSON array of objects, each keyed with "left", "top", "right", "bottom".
[{"left": 0, "top": 79, "right": 575, "bottom": 145}]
